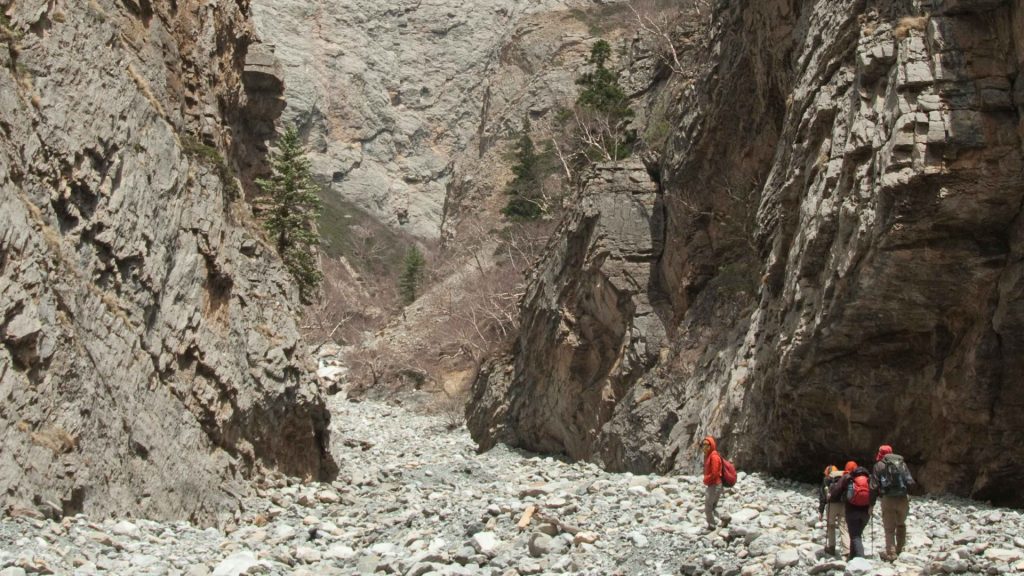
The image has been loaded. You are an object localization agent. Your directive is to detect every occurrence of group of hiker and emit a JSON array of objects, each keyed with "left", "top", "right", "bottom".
[{"left": 700, "top": 436, "right": 916, "bottom": 563}]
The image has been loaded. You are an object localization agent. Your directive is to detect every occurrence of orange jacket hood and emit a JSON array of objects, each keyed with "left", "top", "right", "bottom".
[
  {"left": 703, "top": 436, "right": 717, "bottom": 452},
  {"left": 876, "top": 445, "right": 893, "bottom": 462}
]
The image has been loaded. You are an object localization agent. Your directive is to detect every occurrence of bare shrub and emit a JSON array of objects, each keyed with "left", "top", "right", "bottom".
[
  {"left": 435, "top": 221, "right": 554, "bottom": 362},
  {"left": 431, "top": 387, "right": 470, "bottom": 431},
  {"left": 628, "top": 0, "right": 713, "bottom": 77},
  {"left": 30, "top": 425, "right": 77, "bottom": 455},
  {"left": 893, "top": 16, "right": 928, "bottom": 40}
]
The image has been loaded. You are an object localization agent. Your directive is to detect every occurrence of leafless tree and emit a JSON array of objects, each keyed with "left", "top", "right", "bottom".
[{"left": 628, "top": 0, "right": 713, "bottom": 78}]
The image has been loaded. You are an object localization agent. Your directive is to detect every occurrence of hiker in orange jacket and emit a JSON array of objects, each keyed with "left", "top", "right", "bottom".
[
  {"left": 819, "top": 464, "right": 846, "bottom": 555},
  {"left": 702, "top": 436, "right": 728, "bottom": 530},
  {"left": 830, "top": 460, "right": 873, "bottom": 560}
]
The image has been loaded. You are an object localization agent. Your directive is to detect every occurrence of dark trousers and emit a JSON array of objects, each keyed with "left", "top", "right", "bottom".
[{"left": 845, "top": 505, "right": 870, "bottom": 559}]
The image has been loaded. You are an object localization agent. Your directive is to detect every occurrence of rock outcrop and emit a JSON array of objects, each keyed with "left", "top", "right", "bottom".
[
  {"left": 0, "top": 0, "right": 334, "bottom": 523},
  {"left": 468, "top": 161, "right": 668, "bottom": 470},
  {"left": 249, "top": 0, "right": 626, "bottom": 239},
  {"left": 470, "top": 0, "right": 1024, "bottom": 507}
]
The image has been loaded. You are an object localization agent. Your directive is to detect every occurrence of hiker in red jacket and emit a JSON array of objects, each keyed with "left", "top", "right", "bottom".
[
  {"left": 830, "top": 460, "right": 873, "bottom": 560},
  {"left": 702, "top": 436, "right": 728, "bottom": 530}
]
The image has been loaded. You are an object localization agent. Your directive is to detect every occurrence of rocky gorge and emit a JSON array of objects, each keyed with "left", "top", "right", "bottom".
[{"left": 3, "top": 0, "right": 1024, "bottom": 573}]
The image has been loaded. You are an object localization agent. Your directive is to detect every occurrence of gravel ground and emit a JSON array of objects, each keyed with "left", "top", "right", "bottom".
[{"left": 2, "top": 393, "right": 1023, "bottom": 576}]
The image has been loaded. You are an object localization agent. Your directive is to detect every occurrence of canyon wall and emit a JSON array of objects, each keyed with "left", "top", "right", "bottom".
[
  {"left": 469, "top": 0, "right": 1024, "bottom": 506},
  {"left": 0, "top": 0, "right": 334, "bottom": 524},
  {"left": 249, "top": 0, "right": 627, "bottom": 239}
]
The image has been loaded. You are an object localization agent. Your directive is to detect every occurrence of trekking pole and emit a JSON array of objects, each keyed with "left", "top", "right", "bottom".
[{"left": 870, "top": 508, "right": 876, "bottom": 558}]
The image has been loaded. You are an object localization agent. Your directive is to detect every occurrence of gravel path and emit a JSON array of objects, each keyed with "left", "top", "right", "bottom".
[{"left": 2, "top": 394, "right": 1023, "bottom": 575}]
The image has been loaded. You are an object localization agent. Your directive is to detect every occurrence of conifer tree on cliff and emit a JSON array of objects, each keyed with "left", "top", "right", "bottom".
[
  {"left": 574, "top": 39, "right": 635, "bottom": 161},
  {"left": 258, "top": 126, "right": 323, "bottom": 303},
  {"left": 399, "top": 245, "right": 426, "bottom": 305},
  {"left": 502, "top": 116, "right": 545, "bottom": 221}
]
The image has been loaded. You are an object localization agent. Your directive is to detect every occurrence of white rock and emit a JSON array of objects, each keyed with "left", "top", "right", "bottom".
[
  {"left": 471, "top": 531, "right": 499, "bottom": 556},
  {"left": 984, "top": 548, "right": 1023, "bottom": 563},
  {"left": 324, "top": 544, "right": 356, "bottom": 560},
  {"left": 211, "top": 551, "right": 259, "bottom": 576},
  {"left": 844, "top": 557, "right": 874, "bottom": 576},
  {"left": 317, "top": 490, "right": 341, "bottom": 504},
  {"left": 111, "top": 520, "right": 141, "bottom": 538},
  {"left": 294, "top": 546, "right": 322, "bottom": 564},
  {"left": 775, "top": 548, "right": 800, "bottom": 569},
  {"left": 731, "top": 508, "right": 761, "bottom": 524}
]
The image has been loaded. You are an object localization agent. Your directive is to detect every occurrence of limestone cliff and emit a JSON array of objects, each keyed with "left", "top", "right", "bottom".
[
  {"left": 0, "top": 0, "right": 334, "bottom": 523},
  {"left": 469, "top": 0, "right": 1024, "bottom": 507},
  {"left": 250, "top": 0, "right": 628, "bottom": 240}
]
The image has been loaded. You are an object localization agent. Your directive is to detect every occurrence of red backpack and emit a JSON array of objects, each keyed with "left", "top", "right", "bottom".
[
  {"left": 845, "top": 473, "right": 871, "bottom": 506},
  {"left": 721, "top": 457, "right": 737, "bottom": 487}
]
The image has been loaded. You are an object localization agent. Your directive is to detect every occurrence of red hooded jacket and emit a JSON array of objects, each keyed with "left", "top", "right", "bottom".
[{"left": 703, "top": 436, "right": 722, "bottom": 486}]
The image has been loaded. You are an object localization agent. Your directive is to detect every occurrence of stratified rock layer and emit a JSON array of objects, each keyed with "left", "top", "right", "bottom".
[
  {"left": 0, "top": 0, "right": 334, "bottom": 523},
  {"left": 470, "top": 0, "right": 1024, "bottom": 506}
]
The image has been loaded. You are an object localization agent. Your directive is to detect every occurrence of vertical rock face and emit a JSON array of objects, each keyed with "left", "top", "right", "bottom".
[
  {"left": 468, "top": 161, "right": 667, "bottom": 467},
  {"left": 249, "top": 0, "right": 619, "bottom": 238},
  {"left": 470, "top": 0, "right": 1024, "bottom": 506},
  {"left": 0, "top": 0, "right": 334, "bottom": 523}
]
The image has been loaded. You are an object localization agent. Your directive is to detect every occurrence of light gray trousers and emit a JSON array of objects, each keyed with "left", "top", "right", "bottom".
[{"left": 705, "top": 484, "right": 723, "bottom": 527}]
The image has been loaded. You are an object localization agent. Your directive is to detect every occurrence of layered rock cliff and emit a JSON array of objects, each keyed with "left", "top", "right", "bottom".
[
  {"left": 0, "top": 0, "right": 334, "bottom": 523},
  {"left": 469, "top": 0, "right": 1024, "bottom": 507}
]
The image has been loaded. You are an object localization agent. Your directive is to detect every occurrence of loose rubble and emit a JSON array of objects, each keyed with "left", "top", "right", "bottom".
[{"left": 2, "top": 395, "right": 1023, "bottom": 575}]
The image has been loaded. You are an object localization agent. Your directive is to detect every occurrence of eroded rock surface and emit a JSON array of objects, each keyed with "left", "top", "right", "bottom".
[
  {"left": 250, "top": 0, "right": 625, "bottom": 238},
  {"left": 0, "top": 0, "right": 334, "bottom": 523}
]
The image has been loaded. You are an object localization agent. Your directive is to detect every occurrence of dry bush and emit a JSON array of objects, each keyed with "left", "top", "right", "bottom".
[
  {"left": 893, "top": 16, "right": 928, "bottom": 40},
  {"left": 430, "top": 387, "right": 470, "bottom": 430},
  {"left": 30, "top": 425, "right": 77, "bottom": 455},
  {"left": 628, "top": 0, "right": 713, "bottom": 77},
  {"left": 346, "top": 219, "right": 552, "bottom": 398},
  {"left": 434, "top": 221, "right": 554, "bottom": 362},
  {"left": 301, "top": 255, "right": 382, "bottom": 345}
]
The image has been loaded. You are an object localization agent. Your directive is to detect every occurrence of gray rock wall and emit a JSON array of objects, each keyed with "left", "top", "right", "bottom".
[
  {"left": 249, "top": 0, "right": 623, "bottom": 239},
  {"left": 469, "top": 0, "right": 1024, "bottom": 506},
  {"left": 0, "top": 0, "right": 334, "bottom": 524}
]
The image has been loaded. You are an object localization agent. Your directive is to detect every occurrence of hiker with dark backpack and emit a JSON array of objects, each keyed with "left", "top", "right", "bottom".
[
  {"left": 818, "top": 464, "right": 846, "bottom": 555},
  {"left": 701, "top": 436, "right": 733, "bottom": 531},
  {"left": 871, "top": 444, "right": 915, "bottom": 561},
  {"left": 829, "top": 460, "right": 874, "bottom": 560}
]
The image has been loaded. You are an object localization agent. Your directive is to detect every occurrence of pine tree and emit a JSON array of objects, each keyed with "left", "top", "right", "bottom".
[
  {"left": 501, "top": 116, "right": 544, "bottom": 221},
  {"left": 399, "top": 246, "right": 426, "bottom": 305},
  {"left": 575, "top": 39, "right": 635, "bottom": 160},
  {"left": 257, "top": 126, "right": 323, "bottom": 303}
]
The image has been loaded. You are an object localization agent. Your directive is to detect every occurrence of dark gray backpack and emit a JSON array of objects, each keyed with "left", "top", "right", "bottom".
[{"left": 878, "top": 454, "right": 912, "bottom": 497}]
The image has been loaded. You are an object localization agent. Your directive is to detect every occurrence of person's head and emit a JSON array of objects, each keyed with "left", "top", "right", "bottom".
[
  {"left": 702, "top": 436, "right": 716, "bottom": 455},
  {"left": 875, "top": 445, "right": 893, "bottom": 462},
  {"left": 824, "top": 464, "right": 837, "bottom": 477},
  {"left": 844, "top": 460, "right": 857, "bottom": 474}
]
